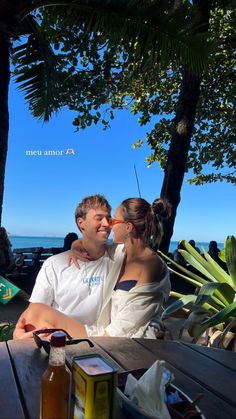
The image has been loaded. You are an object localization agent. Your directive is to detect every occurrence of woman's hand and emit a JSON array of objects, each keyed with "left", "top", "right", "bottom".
[{"left": 67, "top": 240, "right": 92, "bottom": 269}]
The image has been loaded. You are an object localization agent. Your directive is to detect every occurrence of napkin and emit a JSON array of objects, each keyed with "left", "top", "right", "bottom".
[{"left": 124, "top": 360, "right": 171, "bottom": 419}]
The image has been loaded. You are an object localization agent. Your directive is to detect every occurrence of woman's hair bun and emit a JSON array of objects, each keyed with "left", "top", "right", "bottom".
[{"left": 151, "top": 198, "right": 171, "bottom": 219}]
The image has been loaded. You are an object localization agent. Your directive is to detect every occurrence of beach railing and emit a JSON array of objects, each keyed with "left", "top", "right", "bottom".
[{"left": 6, "top": 247, "right": 62, "bottom": 294}]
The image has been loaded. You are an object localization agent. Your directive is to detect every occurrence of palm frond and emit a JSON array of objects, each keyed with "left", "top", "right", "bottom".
[
  {"left": 12, "top": 15, "right": 61, "bottom": 121},
  {"left": 42, "top": 1, "right": 210, "bottom": 74}
]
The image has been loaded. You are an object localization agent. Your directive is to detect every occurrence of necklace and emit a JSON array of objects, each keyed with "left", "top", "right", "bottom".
[{"left": 82, "top": 252, "right": 107, "bottom": 295}]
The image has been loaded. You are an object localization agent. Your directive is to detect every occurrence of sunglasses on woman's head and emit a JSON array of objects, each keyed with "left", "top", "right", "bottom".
[{"left": 33, "top": 329, "right": 94, "bottom": 354}]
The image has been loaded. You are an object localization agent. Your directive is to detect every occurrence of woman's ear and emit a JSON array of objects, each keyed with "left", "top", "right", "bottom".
[{"left": 126, "top": 222, "right": 133, "bottom": 234}]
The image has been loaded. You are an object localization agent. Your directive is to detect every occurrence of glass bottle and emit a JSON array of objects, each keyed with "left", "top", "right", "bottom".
[{"left": 41, "top": 331, "right": 71, "bottom": 419}]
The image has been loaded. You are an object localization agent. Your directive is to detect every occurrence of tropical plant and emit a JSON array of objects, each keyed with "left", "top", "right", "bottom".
[
  {"left": 159, "top": 236, "right": 236, "bottom": 349},
  {"left": 1, "top": 1, "right": 234, "bottom": 255},
  {"left": 0, "top": 0, "right": 73, "bottom": 225},
  {"left": 0, "top": 1, "right": 208, "bottom": 228},
  {"left": 0, "top": 322, "right": 14, "bottom": 342},
  {"left": 39, "top": 1, "right": 235, "bottom": 252}
]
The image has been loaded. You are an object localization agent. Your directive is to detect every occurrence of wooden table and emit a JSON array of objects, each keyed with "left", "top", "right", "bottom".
[{"left": 0, "top": 337, "right": 235, "bottom": 418}]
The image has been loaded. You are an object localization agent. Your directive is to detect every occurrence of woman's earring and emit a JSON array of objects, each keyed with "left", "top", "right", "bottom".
[{"left": 126, "top": 222, "right": 132, "bottom": 240}]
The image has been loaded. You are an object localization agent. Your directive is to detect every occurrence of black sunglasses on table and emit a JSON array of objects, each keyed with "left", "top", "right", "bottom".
[{"left": 33, "top": 329, "right": 94, "bottom": 354}]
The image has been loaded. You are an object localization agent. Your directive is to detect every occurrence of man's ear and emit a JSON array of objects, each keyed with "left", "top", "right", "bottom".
[{"left": 76, "top": 217, "right": 85, "bottom": 231}]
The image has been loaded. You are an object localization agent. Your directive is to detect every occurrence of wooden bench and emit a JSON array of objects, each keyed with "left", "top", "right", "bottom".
[{"left": 6, "top": 247, "right": 63, "bottom": 295}]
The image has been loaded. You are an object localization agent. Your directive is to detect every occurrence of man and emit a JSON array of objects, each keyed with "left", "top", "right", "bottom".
[
  {"left": 14, "top": 194, "right": 170, "bottom": 340},
  {"left": 21, "top": 195, "right": 124, "bottom": 325},
  {"left": 189, "top": 240, "right": 201, "bottom": 254}
]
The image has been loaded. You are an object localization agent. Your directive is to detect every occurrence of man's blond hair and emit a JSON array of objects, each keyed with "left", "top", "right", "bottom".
[{"left": 75, "top": 194, "right": 111, "bottom": 222}]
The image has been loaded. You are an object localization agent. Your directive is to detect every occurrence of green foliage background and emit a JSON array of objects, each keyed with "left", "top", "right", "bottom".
[{"left": 16, "top": 2, "right": 235, "bottom": 186}]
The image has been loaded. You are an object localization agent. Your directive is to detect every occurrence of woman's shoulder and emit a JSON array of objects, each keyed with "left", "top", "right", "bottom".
[
  {"left": 144, "top": 248, "right": 163, "bottom": 264},
  {"left": 149, "top": 250, "right": 166, "bottom": 271},
  {"left": 137, "top": 250, "right": 166, "bottom": 284}
]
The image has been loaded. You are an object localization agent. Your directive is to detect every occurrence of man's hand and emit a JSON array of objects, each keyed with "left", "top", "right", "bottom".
[{"left": 13, "top": 316, "right": 35, "bottom": 340}]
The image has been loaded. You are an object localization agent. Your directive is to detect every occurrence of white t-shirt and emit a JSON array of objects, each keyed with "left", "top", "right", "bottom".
[{"left": 29, "top": 246, "right": 117, "bottom": 324}]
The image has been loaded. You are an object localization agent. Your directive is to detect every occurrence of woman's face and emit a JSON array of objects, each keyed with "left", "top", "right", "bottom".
[{"left": 112, "top": 206, "right": 127, "bottom": 243}]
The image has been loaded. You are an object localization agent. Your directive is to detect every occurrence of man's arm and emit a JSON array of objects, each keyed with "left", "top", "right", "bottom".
[
  {"left": 13, "top": 303, "right": 56, "bottom": 339},
  {"left": 14, "top": 303, "right": 88, "bottom": 339},
  {"left": 13, "top": 259, "right": 55, "bottom": 338}
]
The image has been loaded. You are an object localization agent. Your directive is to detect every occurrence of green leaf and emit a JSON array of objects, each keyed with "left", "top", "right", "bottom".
[
  {"left": 13, "top": 16, "right": 61, "bottom": 121},
  {"left": 201, "top": 247, "right": 233, "bottom": 286},
  {"left": 182, "top": 240, "right": 231, "bottom": 284},
  {"left": 158, "top": 250, "right": 207, "bottom": 285},
  {"left": 180, "top": 247, "right": 217, "bottom": 282},
  {"left": 168, "top": 267, "right": 204, "bottom": 288},
  {"left": 225, "top": 235, "right": 236, "bottom": 287},
  {"left": 180, "top": 242, "right": 234, "bottom": 304},
  {"left": 219, "top": 247, "right": 226, "bottom": 263},
  {"left": 202, "top": 301, "right": 236, "bottom": 328},
  {"left": 183, "top": 310, "right": 210, "bottom": 340},
  {"left": 170, "top": 291, "right": 185, "bottom": 299},
  {"left": 162, "top": 295, "right": 197, "bottom": 317},
  {"left": 0, "top": 323, "right": 14, "bottom": 342},
  {"left": 195, "top": 282, "right": 235, "bottom": 307}
]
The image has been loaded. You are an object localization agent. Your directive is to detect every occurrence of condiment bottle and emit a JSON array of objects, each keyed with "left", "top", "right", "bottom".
[{"left": 41, "top": 331, "right": 71, "bottom": 419}]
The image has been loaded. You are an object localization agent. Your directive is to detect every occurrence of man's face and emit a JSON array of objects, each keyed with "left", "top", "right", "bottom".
[{"left": 77, "top": 207, "right": 111, "bottom": 244}]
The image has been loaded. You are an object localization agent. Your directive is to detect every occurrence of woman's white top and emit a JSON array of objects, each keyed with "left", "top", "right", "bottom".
[{"left": 85, "top": 263, "right": 170, "bottom": 338}]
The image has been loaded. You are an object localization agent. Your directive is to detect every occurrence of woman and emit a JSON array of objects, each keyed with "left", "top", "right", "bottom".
[{"left": 14, "top": 197, "right": 171, "bottom": 339}]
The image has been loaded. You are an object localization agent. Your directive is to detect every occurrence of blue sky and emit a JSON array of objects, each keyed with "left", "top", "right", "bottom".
[{"left": 2, "top": 82, "right": 235, "bottom": 243}]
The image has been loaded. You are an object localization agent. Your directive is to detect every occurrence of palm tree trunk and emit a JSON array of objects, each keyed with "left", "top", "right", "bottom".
[
  {"left": 159, "top": 0, "right": 212, "bottom": 253},
  {"left": 160, "top": 68, "right": 201, "bottom": 252},
  {"left": 0, "top": 33, "right": 10, "bottom": 225}
]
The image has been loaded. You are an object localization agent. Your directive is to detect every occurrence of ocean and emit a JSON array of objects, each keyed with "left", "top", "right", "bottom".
[
  {"left": 9, "top": 236, "right": 224, "bottom": 253},
  {"left": 9, "top": 236, "right": 65, "bottom": 249}
]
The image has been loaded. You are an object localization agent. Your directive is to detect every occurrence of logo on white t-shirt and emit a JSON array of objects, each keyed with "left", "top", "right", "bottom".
[{"left": 83, "top": 276, "right": 104, "bottom": 287}]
